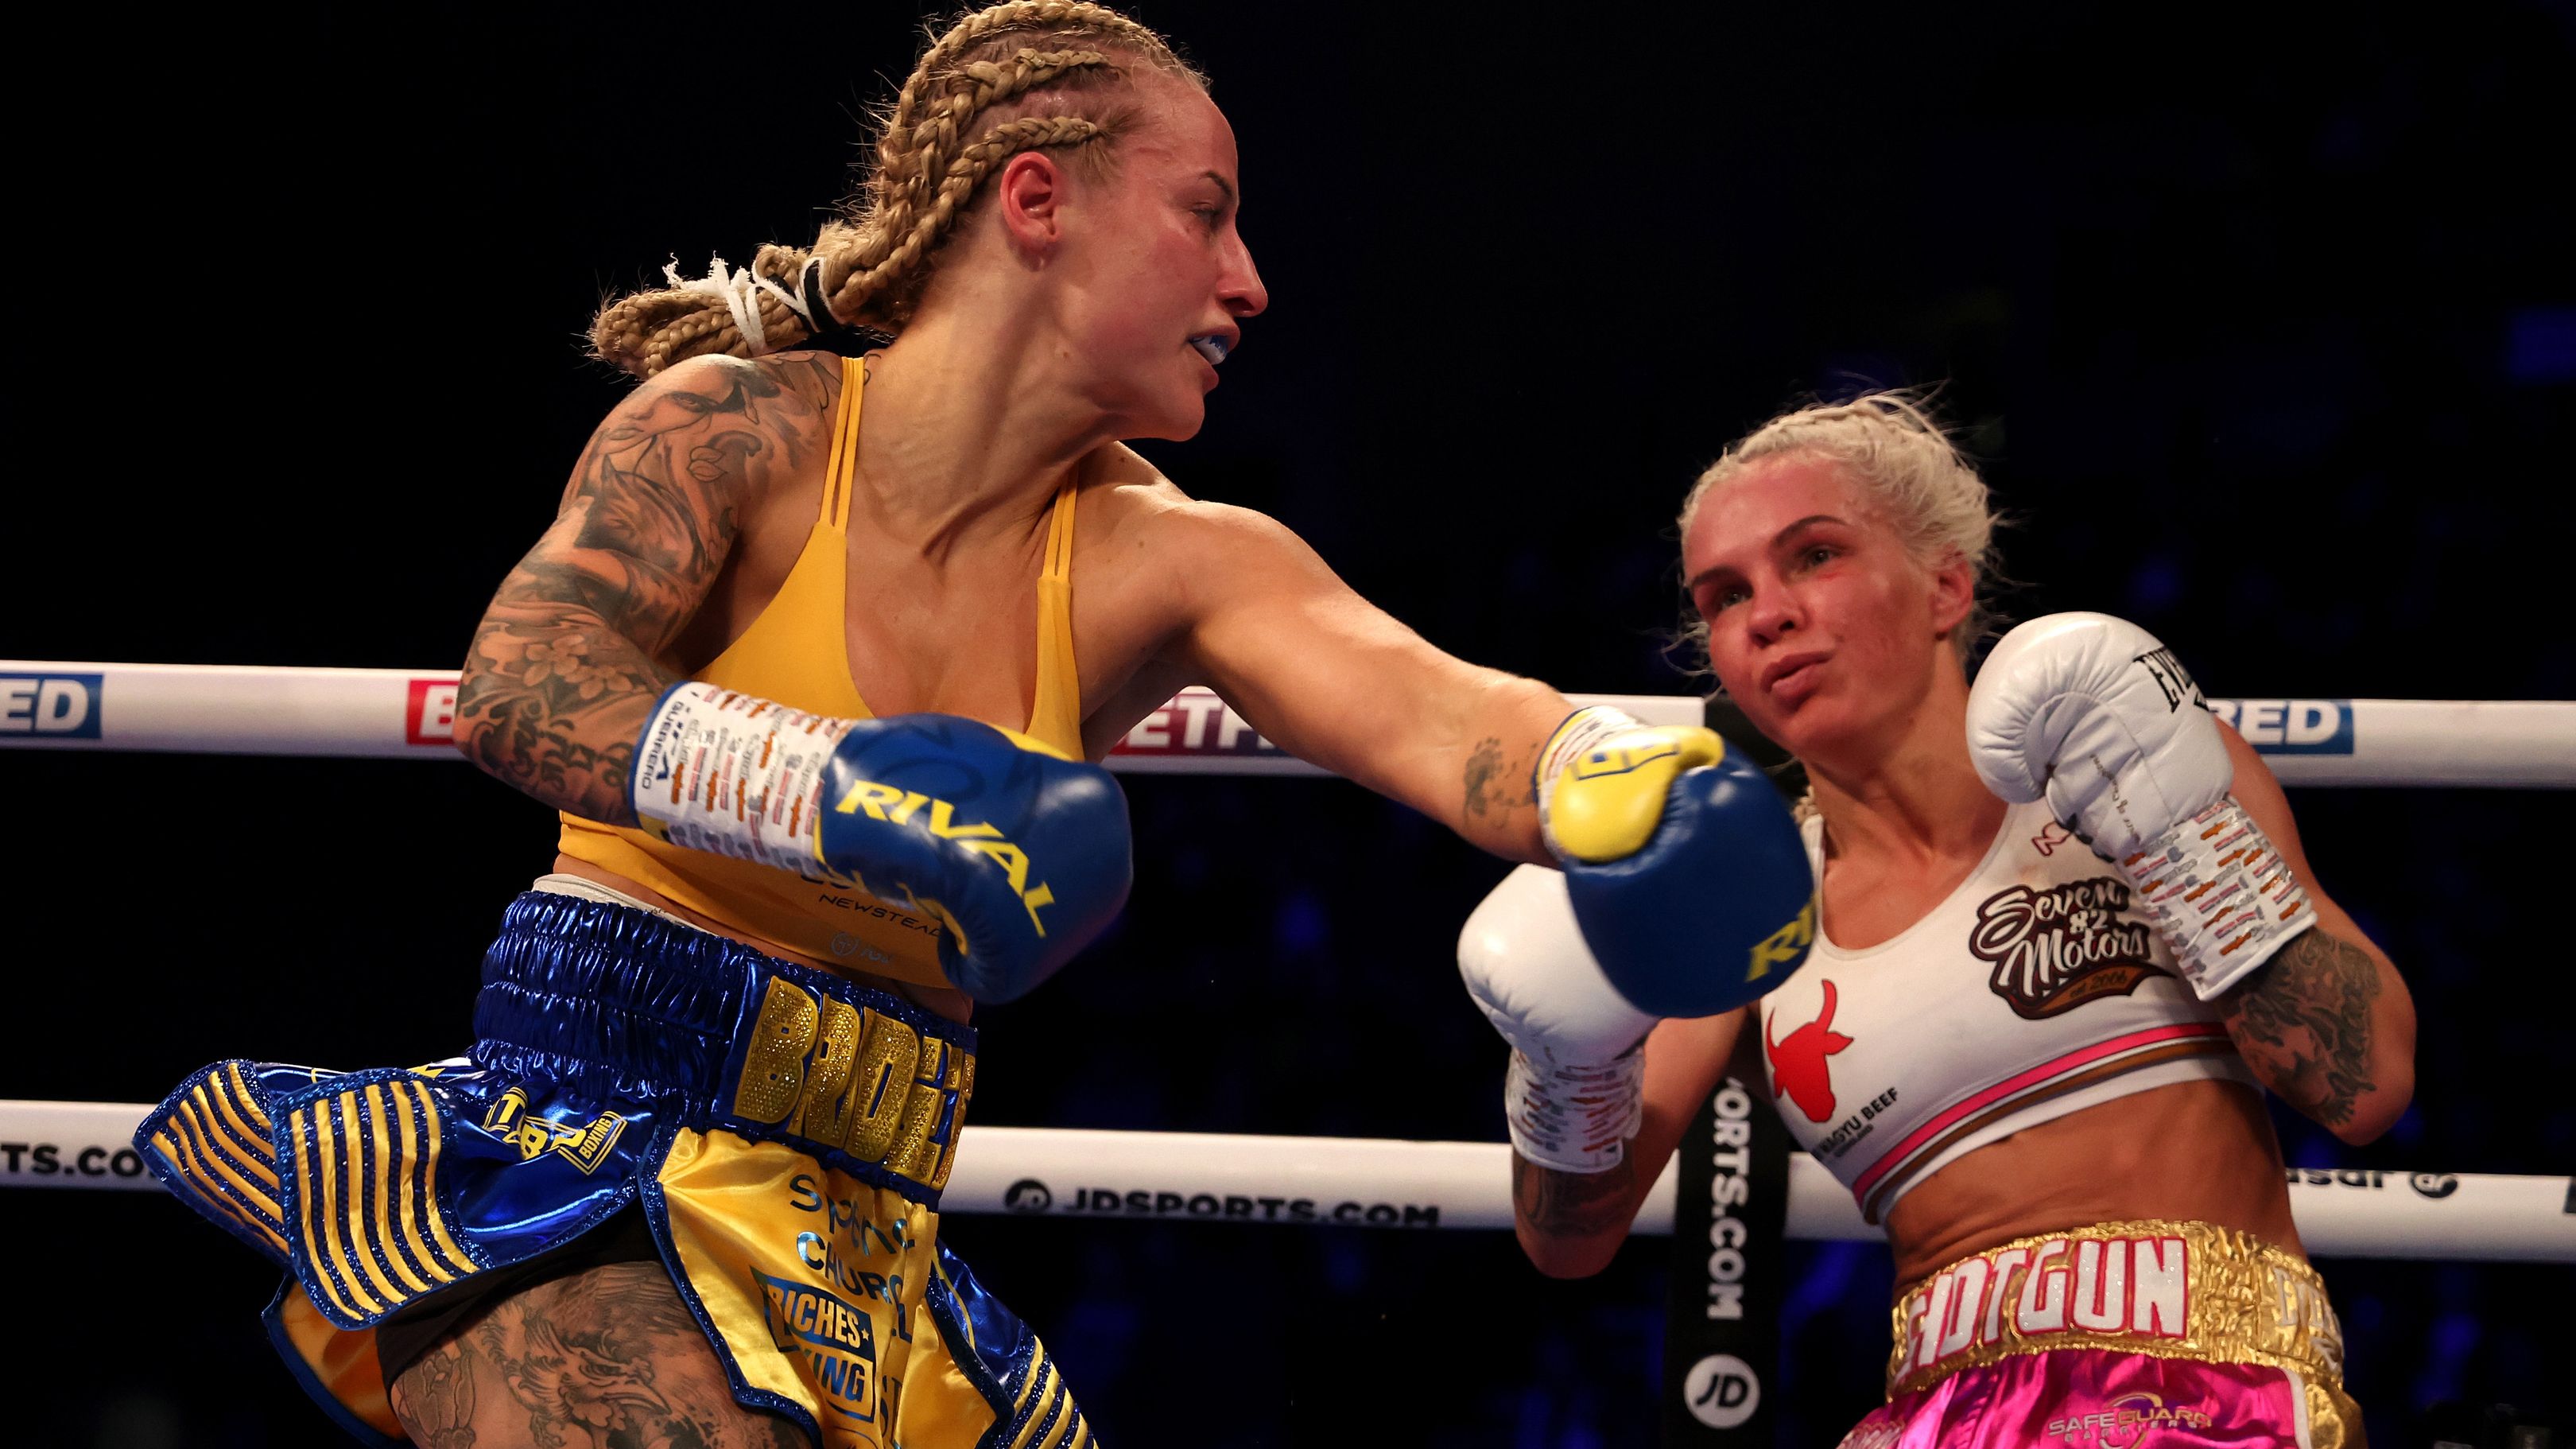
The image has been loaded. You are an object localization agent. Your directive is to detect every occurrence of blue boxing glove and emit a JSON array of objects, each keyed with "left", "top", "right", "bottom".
[
  {"left": 630, "top": 683, "right": 1130, "bottom": 1002},
  {"left": 817, "top": 716, "right": 1131, "bottom": 1001},
  {"left": 1534, "top": 707, "right": 1816, "bottom": 1017}
]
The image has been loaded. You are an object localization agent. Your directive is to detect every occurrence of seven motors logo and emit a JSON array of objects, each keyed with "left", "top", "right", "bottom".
[{"left": 1972, "top": 878, "right": 2160, "bottom": 1020}]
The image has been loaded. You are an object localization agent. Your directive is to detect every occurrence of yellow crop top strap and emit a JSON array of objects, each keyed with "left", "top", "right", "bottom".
[
  {"left": 670, "top": 355, "right": 869, "bottom": 713},
  {"left": 1026, "top": 482, "right": 1084, "bottom": 759},
  {"left": 821, "top": 355, "right": 861, "bottom": 534}
]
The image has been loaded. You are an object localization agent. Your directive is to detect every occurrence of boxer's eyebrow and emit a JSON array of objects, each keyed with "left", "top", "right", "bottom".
[
  {"left": 1773, "top": 514, "right": 1847, "bottom": 543},
  {"left": 1684, "top": 516, "right": 1846, "bottom": 589}
]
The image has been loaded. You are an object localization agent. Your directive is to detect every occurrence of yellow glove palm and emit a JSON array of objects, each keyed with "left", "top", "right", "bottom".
[{"left": 1542, "top": 721, "right": 1728, "bottom": 864}]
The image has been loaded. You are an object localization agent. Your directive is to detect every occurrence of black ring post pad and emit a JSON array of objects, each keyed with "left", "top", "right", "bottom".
[{"left": 1661, "top": 1066, "right": 1791, "bottom": 1445}]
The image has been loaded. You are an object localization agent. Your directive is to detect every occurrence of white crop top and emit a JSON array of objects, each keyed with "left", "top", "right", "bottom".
[{"left": 1758, "top": 798, "right": 2256, "bottom": 1224}]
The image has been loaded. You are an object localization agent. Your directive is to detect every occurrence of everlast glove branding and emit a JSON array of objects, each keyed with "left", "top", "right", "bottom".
[
  {"left": 1969, "top": 878, "right": 2159, "bottom": 1020},
  {"left": 2131, "top": 646, "right": 2203, "bottom": 711}
]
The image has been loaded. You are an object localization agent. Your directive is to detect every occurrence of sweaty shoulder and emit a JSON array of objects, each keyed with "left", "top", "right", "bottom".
[
  {"left": 1061, "top": 445, "right": 1336, "bottom": 746},
  {"left": 1077, "top": 442, "right": 1312, "bottom": 579}
]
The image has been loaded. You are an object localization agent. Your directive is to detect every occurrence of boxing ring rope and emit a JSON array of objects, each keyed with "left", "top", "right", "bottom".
[
  {"left": 4, "top": 660, "right": 2574, "bottom": 787},
  {"left": 6, "top": 1101, "right": 2569, "bottom": 1262},
  {"left": 6, "top": 662, "right": 2573, "bottom": 1268}
]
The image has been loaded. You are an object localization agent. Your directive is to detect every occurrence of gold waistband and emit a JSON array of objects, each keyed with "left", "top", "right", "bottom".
[
  {"left": 724, "top": 975, "right": 976, "bottom": 1196},
  {"left": 1887, "top": 1218, "right": 2344, "bottom": 1398}
]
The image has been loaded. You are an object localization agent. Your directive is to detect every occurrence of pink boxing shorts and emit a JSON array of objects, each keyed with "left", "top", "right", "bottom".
[{"left": 1837, "top": 1219, "right": 2365, "bottom": 1448}]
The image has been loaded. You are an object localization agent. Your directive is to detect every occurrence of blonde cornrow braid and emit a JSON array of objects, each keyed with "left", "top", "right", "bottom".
[
  {"left": 818, "top": 110, "right": 1108, "bottom": 332},
  {"left": 591, "top": 2, "right": 1196, "bottom": 379},
  {"left": 818, "top": 45, "right": 1115, "bottom": 311},
  {"left": 886, "top": 49, "right": 1108, "bottom": 203},
  {"left": 877, "top": 2, "right": 1180, "bottom": 196}
]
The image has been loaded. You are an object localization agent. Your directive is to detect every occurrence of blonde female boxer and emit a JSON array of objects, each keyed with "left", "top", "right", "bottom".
[
  {"left": 132, "top": 6, "right": 1808, "bottom": 1447},
  {"left": 1463, "top": 395, "right": 2416, "bottom": 1446}
]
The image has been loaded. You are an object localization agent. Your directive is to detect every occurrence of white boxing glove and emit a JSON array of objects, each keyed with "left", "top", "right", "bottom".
[
  {"left": 1967, "top": 612, "right": 2314, "bottom": 999},
  {"left": 1461, "top": 864, "right": 1657, "bottom": 1174},
  {"left": 1966, "top": 611, "right": 2231, "bottom": 859}
]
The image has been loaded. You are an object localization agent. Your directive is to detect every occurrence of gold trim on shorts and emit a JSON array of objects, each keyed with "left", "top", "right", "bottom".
[{"left": 1886, "top": 1218, "right": 2346, "bottom": 1400}]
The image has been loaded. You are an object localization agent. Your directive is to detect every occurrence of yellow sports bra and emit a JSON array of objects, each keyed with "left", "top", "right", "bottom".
[{"left": 557, "top": 355, "right": 1085, "bottom": 987}]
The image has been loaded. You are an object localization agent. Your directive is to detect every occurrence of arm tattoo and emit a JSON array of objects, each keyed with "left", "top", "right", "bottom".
[
  {"left": 2217, "top": 928, "right": 2381, "bottom": 1129},
  {"left": 1465, "top": 737, "right": 1503, "bottom": 820},
  {"left": 456, "top": 354, "right": 839, "bottom": 822},
  {"left": 1512, "top": 1148, "right": 1636, "bottom": 1240},
  {"left": 1465, "top": 736, "right": 1538, "bottom": 823}
]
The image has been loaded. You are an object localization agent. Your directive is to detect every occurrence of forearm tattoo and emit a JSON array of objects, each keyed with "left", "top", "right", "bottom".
[
  {"left": 1465, "top": 735, "right": 1538, "bottom": 825},
  {"left": 456, "top": 355, "right": 839, "bottom": 822},
  {"left": 2217, "top": 927, "right": 2382, "bottom": 1129},
  {"left": 1512, "top": 1148, "right": 1636, "bottom": 1241}
]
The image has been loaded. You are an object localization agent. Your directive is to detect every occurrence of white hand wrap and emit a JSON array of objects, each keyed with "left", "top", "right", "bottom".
[
  {"left": 1461, "top": 864, "right": 1657, "bottom": 1175},
  {"left": 1503, "top": 1043, "right": 1647, "bottom": 1175},
  {"left": 630, "top": 682, "right": 854, "bottom": 873},
  {"left": 2120, "top": 795, "right": 2316, "bottom": 999}
]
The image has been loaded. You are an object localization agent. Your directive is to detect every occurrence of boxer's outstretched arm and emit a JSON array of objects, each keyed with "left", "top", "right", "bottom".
[
  {"left": 1158, "top": 500, "right": 1569, "bottom": 862},
  {"left": 2209, "top": 726, "right": 2418, "bottom": 1143},
  {"left": 453, "top": 354, "right": 840, "bottom": 823}
]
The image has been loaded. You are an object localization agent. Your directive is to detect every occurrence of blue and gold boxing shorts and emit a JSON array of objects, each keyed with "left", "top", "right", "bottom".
[{"left": 134, "top": 889, "right": 1092, "bottom": 1449}]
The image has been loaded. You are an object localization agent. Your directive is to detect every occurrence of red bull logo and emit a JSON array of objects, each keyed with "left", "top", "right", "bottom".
[{"left": 1763, "top": 979, "right": 1852, "bottom": 1125}]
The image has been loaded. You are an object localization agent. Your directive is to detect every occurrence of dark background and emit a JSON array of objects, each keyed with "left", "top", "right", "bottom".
[{"left": 6, "top": 1, "right": 2572, "bottom": 1444}]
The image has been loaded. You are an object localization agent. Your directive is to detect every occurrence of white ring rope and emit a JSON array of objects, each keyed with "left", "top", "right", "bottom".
[
  {"left": 8, "top": 670, "right": 2570, "bottom": 1268},
  {"left": 6, "top": 1101, "right": 2568, "bottom": 1263},
  {"left": 4, "top": 661, "right": 2571, "bottom": 787}
]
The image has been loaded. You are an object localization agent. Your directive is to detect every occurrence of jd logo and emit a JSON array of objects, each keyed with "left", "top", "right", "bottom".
[
  {"left": 1003, "top": 1179, "right": 1053, "bottom": 1213},
  {"left": 1682, "top": 1353, "right": 1760, "bottom": 1430}
]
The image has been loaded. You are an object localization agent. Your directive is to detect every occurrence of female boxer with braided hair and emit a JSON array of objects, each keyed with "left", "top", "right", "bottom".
[
  {"left": 137, "top": 5, "right": 1812, "bottom": 1445},
  {"left": 1465, "top": 394, "right": 2418, "bottom": 1445}
]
